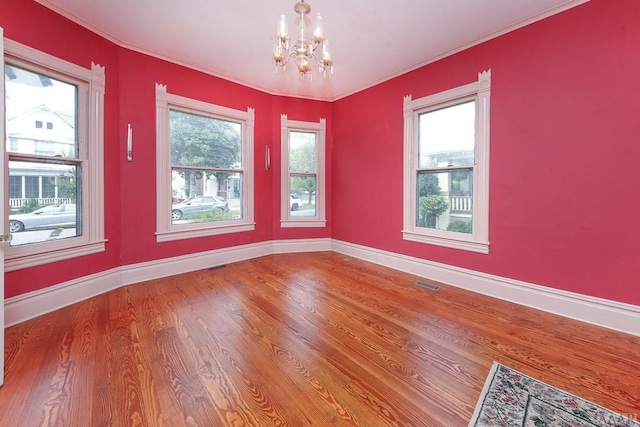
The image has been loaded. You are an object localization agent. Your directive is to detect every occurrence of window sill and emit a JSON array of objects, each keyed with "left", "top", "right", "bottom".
[
  {"left": 5, "top": 240, "right": 107, "bottom": 272},
  {"left": 157, "top": 222, "right": 256, "bottom": 242},
  {"left": 402, "top": 230, "right": 489, "bottom": 254}
]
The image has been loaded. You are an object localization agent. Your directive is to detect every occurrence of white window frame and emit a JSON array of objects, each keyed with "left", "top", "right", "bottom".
[
  {"left": 155, "top": 83, "right": 255, "bottom": 242},
  {"left": 280, "top": 114, "right": 326, "bottom": 228},
  {"left": 4, "top": 39, "right": 106, "bottom": 272},
  {"left": 402, "top": 70, "right": 491, "bottom": 254}
]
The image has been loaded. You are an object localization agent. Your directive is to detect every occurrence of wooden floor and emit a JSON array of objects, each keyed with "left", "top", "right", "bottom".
[{"left": 1, "top": 252, "right": 639, "bottom": 426}]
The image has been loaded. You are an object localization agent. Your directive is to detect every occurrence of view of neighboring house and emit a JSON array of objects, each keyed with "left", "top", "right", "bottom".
[{"left": 6, "top": 65, "right": 76, "bottom": 211}]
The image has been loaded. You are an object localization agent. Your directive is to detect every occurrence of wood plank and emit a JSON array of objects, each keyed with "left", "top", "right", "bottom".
[{"left": 0, "top": 252, "right": 638, "bottom": 426}]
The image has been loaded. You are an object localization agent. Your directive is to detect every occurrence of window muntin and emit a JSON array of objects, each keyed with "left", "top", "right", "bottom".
[
  {"left": 403, "top": 70, "right": 490, "bottom": 253},
  {"left": 155, "top": 83, "right": 254, "bottom": 242},
  {"left": 280, "top": 115, "right": 326, "bottom": 228},
  {"left": 3, "top": 39, "right": 105, "bottom": 271}
]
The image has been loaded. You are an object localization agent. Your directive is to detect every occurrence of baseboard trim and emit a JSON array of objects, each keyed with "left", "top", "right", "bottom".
[
  {"left": 4, "top": 268, "right": 122, "bottom": 328},
  {"left": 331, "top": 239, "right": 640, "bottom": 337},
  {"left": 5, "top": 238, "right": 331, "bottom": 327},
  {"left": 6, "top": 237, "right": 639, "bottom": 338}
]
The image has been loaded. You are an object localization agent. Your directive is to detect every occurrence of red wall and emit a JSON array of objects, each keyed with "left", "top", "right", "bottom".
[
  {"left": 1, "top": 1, "right": 122, "bottom": 298},
  {"left": 332, "top": 0, "right": 640, "bottom": 305},
  {"left": 3, "top": 0, "right": 640, "bottom": 308},
  {"left": 1, "top": 1, "right": 330, "bottom": 298},
  {"left": 116, "top": 49, "right": 276, "bottom": 264}
]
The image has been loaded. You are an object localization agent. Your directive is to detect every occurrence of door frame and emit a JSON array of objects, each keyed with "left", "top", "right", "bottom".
[{"left": 1, "top": 25, "right": 7, "bottom": 387}]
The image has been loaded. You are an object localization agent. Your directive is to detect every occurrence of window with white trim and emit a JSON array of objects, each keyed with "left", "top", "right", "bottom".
[
  {"left": 280, "top": 115, "right": 326, "bottom": 228},
  {"left": 403, "top": 70, "right": 491, "bottom": 253},
  {"left": 155, "top": 84, "right": 254, "bottom": 242},
  {"left": 3, "top": 39, "right": 106, "bottom": 271}
]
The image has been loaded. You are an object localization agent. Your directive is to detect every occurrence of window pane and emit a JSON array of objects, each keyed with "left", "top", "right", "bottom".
[
  {"left": 9, "top": 162, "right": 80, "bottom": 246},
  {"left": 418, "top": 100, "right": 475, "bottom": 168},
  {"left": 290, "top": 175, "right": 316, "bottom": 217},
  {"left": 9, "top": 176, "right": 22, "bottom": 199},
  {"left": 169, "top": 110, "right": 242, "bottom": 169},
  {"left": 25, "top": 176, "right": 38, "bottom": 198},
  {"left": 42, "top": 176, "right": 56, "bottom": 198},
  {"left": 290, "top": 131, "right": 316, "bottom": 173},
  {"left": 416, "top": 170, "right": 473, "bottom": 234},
  {"left": 170, "top": 168, "right": 241, "bottom": 224},
  {"left": 5, "top": 64, "right": 78, "bottom": 158}
]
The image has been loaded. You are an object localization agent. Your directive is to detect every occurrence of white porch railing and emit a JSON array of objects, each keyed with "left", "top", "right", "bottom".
[
  {"left": 450, "top": 196, "right": 472, "bottom": 212},
  {"left": 9, "top": 197, "right": 73, "bottom": 209}
]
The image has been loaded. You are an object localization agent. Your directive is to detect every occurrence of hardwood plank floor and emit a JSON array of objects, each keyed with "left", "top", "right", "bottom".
[{"left": 1, "top": 251, "right": 639, "bottom": 426}]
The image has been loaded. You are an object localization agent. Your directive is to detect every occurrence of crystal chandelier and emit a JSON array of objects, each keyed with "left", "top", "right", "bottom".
[{"left": 272, "top": 0, "right": 333, "bottom": 78}]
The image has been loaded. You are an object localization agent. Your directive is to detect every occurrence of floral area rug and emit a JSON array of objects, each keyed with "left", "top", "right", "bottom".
[{"left": 469, "top": 362, "right": 640, "bottom": 427}]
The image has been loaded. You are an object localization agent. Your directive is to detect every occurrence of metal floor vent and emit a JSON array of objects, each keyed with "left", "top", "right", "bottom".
[{"left": 415, "top": 281, "right": 440, "bottom": 291}]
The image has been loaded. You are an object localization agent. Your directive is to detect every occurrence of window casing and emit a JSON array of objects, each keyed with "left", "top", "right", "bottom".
[
  {"left": 280, "top": 115, "right": 326, "bottom": 228},
  {"left": 3, "top": 39, "right": 106, "bottom": 271},
  {"left": 155, "top": 83, "right": 255, "bottom": 242},
  {"left": 403, "top": 70, "right": 491, "bottom": 253}
]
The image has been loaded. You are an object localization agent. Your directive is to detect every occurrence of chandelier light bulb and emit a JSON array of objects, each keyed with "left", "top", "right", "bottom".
[
  {"left": 312, "top": 14, "right": 324, "bottom": 43},
  {"left": 277, "top": 14, "right": 289, "bottom": 41}
]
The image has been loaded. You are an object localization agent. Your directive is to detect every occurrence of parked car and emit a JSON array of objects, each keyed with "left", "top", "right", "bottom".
[
  {"left": 9, "top": 204, "right": 77, "bottom": 232},
  {"left": 290, "top": 194, "right": 302, "bottom": 211},
  {"left": 171, "top": 196, "right": 229, "bottom": 220}
]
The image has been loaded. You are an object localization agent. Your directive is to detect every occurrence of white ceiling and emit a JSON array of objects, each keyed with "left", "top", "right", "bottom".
[{"left": 35, "top": 0, "right": 587, "bottom": 101}]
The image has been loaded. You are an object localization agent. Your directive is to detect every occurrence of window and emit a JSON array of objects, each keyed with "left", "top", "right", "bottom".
[
  {"left": 155, "top": 83, "right": 254, "bottom": 242},
  {"left": 24, "top": 176, "right": 38, "bottom": 198},
  {"left": 42, "top": 176, "right": 56, "bottom": 198},
  {"left": 403, "top": 70, "right": 491, "bottom": 253},
  {"left": 3, "top": 39, "right": 106, "bottom": 271},
  {"left": 280, "top": 114, "right": 326, "bottom": 228},
  {"left": 9, "top": 176, "right": 22, "bottom": 199}
]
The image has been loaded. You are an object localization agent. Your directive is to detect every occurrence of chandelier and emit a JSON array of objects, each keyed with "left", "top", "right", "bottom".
[{"left": 272, "top": 0, "right": 333, "bottom": 78}]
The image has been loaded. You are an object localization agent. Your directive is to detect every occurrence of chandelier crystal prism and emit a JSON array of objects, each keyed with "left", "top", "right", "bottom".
[{"left": 272, "top": 0, "right": 333, "bottom": 78}]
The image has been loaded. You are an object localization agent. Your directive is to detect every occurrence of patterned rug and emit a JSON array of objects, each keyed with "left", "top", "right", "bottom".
[{"left": 469, "top": 362, "right": 640, "bottom": 427}]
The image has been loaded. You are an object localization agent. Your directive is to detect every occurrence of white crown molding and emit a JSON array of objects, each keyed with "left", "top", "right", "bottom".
[
  {"left": 332, "top": 0, "right": 590, "bottom": 101},
  {"left": 6, "top": 236, "right": 637, "bottom": 339},
  {"left": 36, "top": 0, "right": 590, "bottom": 102},
  {"left": 331, "top": 239, "right": 640, "bottom": 337},
  {"left": 33, "top": 0, "right": 123, "bottom": 45}
]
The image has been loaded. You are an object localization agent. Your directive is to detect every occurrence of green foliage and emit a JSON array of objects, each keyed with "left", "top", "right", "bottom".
[
  {"left": 418, "top": 194, "right": 448, "bottom": 228},
  {"left": 416, "top": 173, "right": 447, "bottom": 228},
  {"left": 170, "top": 111, "right": 242, "bottom": 196},
  {"left": 446, "top": 220, "right": 472, "bottom": 234},
  {"left": 188, "top": 209, "right": 234, "bottom": 223},
  {"left": 418, "top": 173, "right": 440, "bottom": 197},
  {"left": 451, "top": 169, "right": 472, "bottom": 195},
  {"left": 57, "top": 173, "right": 77, "bottom": 201},
  {"left": 20, "top": 198, "right": 42, "bottom": 213}
]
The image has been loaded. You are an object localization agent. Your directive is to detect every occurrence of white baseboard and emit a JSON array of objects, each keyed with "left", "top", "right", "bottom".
[
  {"left": 6, "top": 237, "right": 639, "bottom": 338},
  {"left": 4, "top": 268, "right": 122, "bottom": 328},
  {"left": 4, "top": 238, "right": 331, "bottom": 327},
  {"left": 331, "top": 239, "right": 640, "bottom": 337}
]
